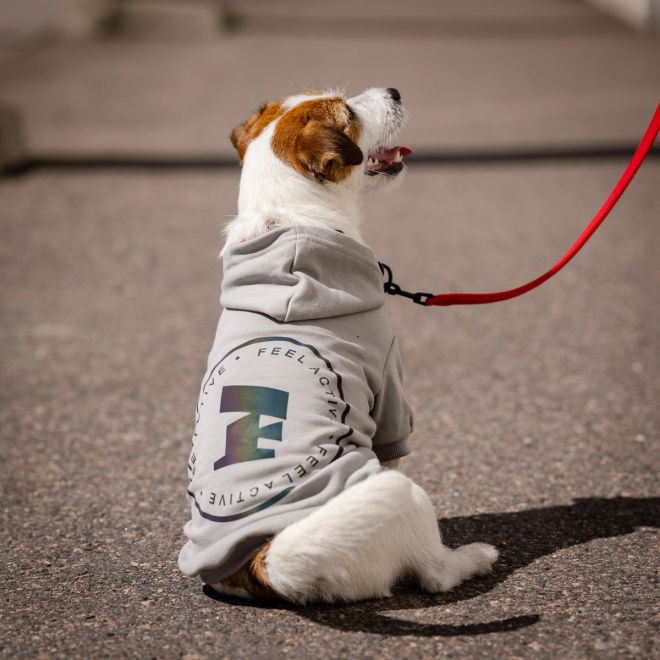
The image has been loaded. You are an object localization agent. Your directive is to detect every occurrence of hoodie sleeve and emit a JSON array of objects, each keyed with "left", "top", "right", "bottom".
[{"left": 370, "top": 337, "right": 414, "bottom": 462}]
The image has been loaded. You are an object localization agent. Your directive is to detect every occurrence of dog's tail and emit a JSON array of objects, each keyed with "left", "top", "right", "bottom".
[{"left": 212, "top": 470, "right": 415, "bottom": 604}]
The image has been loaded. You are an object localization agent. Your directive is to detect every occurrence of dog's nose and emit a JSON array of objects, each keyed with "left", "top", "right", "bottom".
[{"left": 386, "top": 88, "right": 401, "bottom": 102}]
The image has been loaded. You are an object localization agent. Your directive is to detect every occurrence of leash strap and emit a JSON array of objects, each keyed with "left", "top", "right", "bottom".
[{"left": 385, "top": 103, "right": 660, "bottom": 307}]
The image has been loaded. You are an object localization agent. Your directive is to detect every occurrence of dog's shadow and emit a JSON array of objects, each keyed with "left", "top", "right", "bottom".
[{"left": 203, "top": 496, "right": 658, "bottom": 637}]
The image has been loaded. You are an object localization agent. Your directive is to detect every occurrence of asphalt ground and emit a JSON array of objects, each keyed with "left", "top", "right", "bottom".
[{"left": 1, "top": 1, "right": 659, "bottom": 658}]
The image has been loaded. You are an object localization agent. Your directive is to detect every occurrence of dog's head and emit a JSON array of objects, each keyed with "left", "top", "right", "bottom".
[{"left": 230, "top": 87, "right": 411, "bottom": 188}]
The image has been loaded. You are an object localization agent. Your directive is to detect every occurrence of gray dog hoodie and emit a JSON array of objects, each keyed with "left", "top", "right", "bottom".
[{"left": 178, "top": 226, "right": 413, "bottom": 583}]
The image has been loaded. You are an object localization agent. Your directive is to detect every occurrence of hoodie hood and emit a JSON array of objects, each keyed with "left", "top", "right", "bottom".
[{"left": 220, "top": 227, "right": 385, "bottom": 322}]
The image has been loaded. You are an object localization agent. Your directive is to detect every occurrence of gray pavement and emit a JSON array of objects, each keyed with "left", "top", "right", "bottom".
[{"left": 1, "top": 1, "right": 659, "bottom": 658}]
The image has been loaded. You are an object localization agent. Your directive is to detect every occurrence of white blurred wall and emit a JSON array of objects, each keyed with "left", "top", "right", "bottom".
[
  {"left": 584, "top": 0, "right": 659, "bottom": 31},
  {"left": 1, "top": 0, "right": 659, "bottom": 44}
]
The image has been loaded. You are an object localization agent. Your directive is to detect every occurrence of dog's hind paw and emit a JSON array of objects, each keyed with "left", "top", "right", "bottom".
[
  {"left": 462, "top": 542, "right": 498, "bottom": 575},
  {"left": 419, "top": 542, "right": 498, "bottom": 593}
]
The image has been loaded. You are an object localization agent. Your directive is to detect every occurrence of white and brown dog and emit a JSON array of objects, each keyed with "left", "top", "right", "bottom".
[{"left": 179, "top": 87, "right": 497, "bottom": 604}]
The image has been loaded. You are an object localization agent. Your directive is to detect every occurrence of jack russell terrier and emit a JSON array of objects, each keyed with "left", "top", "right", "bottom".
[{"left": 178, "top": 87, "right": 497, "bottom": 604}]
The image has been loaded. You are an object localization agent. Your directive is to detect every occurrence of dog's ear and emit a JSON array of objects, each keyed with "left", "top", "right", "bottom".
[
  {"left": 298, "top": 121, "right": 363, "bottom": 183},
  {"left": 273, "top": 115, "right": 363, "bottom": 183},
  {"left": 229, "top": 121, "right": 249, "bottom": 163},
  {"left": 230, "top": 102, "right": 283, "bottom": 164}
]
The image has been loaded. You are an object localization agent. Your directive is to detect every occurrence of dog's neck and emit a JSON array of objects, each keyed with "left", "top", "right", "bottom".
[{"left": 225, "top": 124, "right": 365, "bottom": 248}]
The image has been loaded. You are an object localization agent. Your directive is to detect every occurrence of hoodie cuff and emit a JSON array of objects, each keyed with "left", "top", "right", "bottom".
[{"left": 372, "top": 437, "right": 411, "bottom": 463}]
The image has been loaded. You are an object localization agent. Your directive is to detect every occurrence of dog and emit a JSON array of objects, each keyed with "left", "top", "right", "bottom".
[{"left": 178, "top": 87, "right": 497, "bottom": 604}]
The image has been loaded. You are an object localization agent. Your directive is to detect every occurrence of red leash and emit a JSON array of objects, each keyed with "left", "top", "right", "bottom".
[{"left": 383, "top": 104, "right": 660, "bottom": 307}]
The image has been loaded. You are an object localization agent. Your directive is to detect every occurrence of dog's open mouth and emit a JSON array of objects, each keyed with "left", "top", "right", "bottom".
[{"left": 365, "top": 146, "right": 412, "bottom": 176}]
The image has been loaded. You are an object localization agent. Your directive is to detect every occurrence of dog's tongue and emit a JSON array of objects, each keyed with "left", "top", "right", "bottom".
[{"left": 371, "top": 146, "right": 413, "bottom": 162}]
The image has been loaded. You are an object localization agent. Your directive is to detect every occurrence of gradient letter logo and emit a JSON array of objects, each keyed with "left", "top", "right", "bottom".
[{"left": 214, "top": 385, "right": 289, "bottom": 470}]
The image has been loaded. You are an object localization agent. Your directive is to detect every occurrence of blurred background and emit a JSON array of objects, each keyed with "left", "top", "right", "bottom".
[
  {"left": 1, "top": 2, "right": 659, "bottom": 658},
  {"left": 1, "top": 0, "right": 659, "bottom": 165}
]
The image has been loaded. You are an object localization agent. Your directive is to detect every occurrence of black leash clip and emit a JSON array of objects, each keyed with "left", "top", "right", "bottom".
[{"left": 378, "top": 262, "right": 433, "bottom": 306}]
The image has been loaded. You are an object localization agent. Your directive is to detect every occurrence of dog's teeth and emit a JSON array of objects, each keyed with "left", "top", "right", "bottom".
[
  {"left": 393, "top": 150, "right": 402, "bottom": 163},
  {"left": 367, "top": 158, "right": 377, "bottom": 167}
]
